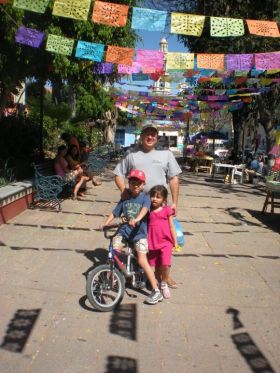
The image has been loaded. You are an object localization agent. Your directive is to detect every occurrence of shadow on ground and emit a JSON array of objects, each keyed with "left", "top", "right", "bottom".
[{"left": 247, "top": 209, "right": 280, "bottom": 234}]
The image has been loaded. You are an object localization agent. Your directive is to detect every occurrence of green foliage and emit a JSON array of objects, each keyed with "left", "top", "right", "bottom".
[{"left": 0, "top": 159, "right": 15, "bottom": 187}]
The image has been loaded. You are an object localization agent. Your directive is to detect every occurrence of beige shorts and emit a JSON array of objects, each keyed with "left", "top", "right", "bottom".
[{"left": 113, "top": 235, "right": 148, "bottom": 254}]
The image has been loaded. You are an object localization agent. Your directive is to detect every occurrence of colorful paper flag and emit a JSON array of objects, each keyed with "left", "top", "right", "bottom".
[
  {"left": 46, "top": 34, "right": 74, "bottom": 56},
  {"left": 255, "top": 52, "right": 280, "bottom": 69},
  {"left": 170, "top": 13, "right": 205, "bottom": 36},
  {"left": 75, "top": 41, "right": 104, "bottom": 61},
  {"left": 13, "top": 0, "right": 49, "bottom": 13},
  {"left": 226, "top": 54, "right": 254, "bottom": 70},
  {"left": 197, "top": 54, "right": 224, "bottom": 70},
  {"left": 106, "top": 46, "right": 134, "bottom": 66},
  {"left": 92, "top": 1, "right": 129, "bottom": 27},
  {"left": 132, "top": 73, "right": 149, "bottom": 81},
  {"left": 166, "top": 52, "right": 194, "bottom": 71},
  {"left": 131, "top": 7, "right": 167, "bottom": 32},
  {"left": 118, "top": 62, "right": 141, "bottom": 74},
  {"left": 52, "top": 0, "right": 91, "bottom": 21},
  {"left": 15, "top": 26, "right": 44, "bottom": 48},
  {"left": 210, "top": 17, "right": 244, "bottom": 37},
  {"left": 93, "top": 62, "right": 114, "bottom": 74},
  {"left": 246, "top": 19, "right": 280, "bottom": 37},
  {"left": 136, "top": 49, "right": 164, "bottom": 72}
]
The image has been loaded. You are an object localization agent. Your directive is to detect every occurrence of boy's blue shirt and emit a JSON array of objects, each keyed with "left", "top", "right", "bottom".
[{"left": 113, "top": 191, "right": 151, "bottom": 242}]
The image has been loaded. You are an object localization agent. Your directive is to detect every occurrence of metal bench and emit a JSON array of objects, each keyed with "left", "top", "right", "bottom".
[
  {"left": 32, "top": 161, "right": 73, "bottom": 210},
  {"left": 86, "top": 146, "right": 110, "bottom": 176}
]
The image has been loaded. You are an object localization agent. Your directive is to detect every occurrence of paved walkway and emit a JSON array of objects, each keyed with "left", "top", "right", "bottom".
[{"left": 0, "top": 165, "right": 279, "bottom": 373}]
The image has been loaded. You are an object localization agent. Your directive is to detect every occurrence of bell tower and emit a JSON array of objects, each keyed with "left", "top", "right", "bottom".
[{"left": 152, "top": 37, "right": 171, "bottom": 96}]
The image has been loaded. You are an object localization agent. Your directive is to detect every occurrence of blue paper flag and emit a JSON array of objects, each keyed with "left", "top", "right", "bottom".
[
  {"left": 131, "top": 7, "right": 167, "bottom": 32},
  {"left": 75, "top": 41, "right": 105, "bottom": 62}
]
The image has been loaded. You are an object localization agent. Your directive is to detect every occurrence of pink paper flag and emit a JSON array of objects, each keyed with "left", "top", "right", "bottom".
[
  {"left": 136, "top": 49, "right": 164, "bottom": 72},
  {"left": 255, "top": 52, "right": 280, "bottom": 70},
  {"left": 118, "top": 62, "right": 141, "bottom": 74}
]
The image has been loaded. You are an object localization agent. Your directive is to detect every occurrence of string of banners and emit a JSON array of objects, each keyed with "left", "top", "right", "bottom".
[
  {"left": 9, "top": 0, "right": 280, "bottom": 38},
  {"left": 15, "top": 26, "right": 280, "bottom": 71}
]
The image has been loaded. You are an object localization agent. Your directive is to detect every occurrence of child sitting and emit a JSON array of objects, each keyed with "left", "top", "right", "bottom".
[{"left": 100, "top": 169, "right": 163, "bottom": 305}]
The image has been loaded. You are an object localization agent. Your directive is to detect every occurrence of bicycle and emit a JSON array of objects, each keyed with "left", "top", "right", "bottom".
[{"left": 86, "top": 224, "right": 146, "bottom": 312}]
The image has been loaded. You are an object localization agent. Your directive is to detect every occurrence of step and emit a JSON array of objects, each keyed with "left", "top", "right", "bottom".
[{"left": 0, "top": 181, "right": 33, "bottom": 224}]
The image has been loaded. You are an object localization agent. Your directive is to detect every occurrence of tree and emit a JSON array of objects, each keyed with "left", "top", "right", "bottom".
[
  {"left": 183, "top": 0, "right": 279, "bottom": 155},
  {"left": 0, "top": 1, "right": 140, "bottom": 153},
  {"left": 148, "top": 0, "right": 280, "bottom": 156}
]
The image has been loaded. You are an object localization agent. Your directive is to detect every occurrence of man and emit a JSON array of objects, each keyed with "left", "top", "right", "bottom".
[
  {"left": 114, "top": 123, "right": 182, "bottom": 215},
  {"left": 114, "top": 123, "right": 182, "bottom": 288}
]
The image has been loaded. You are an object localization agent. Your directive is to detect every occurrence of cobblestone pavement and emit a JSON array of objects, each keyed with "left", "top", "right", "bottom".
[{"left": 0, "top": 166, "right": 279, "bottom": 373}]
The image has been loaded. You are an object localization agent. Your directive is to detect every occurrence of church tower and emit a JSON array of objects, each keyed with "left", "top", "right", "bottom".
[{"left": 152, "top": 37, "right": 171, "bottom": 96}]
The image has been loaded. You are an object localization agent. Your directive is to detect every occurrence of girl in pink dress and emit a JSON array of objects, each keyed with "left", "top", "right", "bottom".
[{"left": 148, "top": 185, "right": 178, "bottom": 299}]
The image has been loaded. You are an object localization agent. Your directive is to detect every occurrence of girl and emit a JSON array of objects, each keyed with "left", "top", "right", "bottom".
[
  {"left": 54, "top": 145, "right": 88, "bottom": 200},
  {"left": 148, "top": 185, "right": 178, "bottom": 299}
]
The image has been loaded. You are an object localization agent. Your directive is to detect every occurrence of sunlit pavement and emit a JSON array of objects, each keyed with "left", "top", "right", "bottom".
[{"left": 0, "top": 165, "right": 279, "bottom": 373}]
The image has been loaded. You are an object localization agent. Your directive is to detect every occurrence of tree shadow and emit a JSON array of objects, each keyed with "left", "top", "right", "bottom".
[{"left": 247, "top": 209, "right": 280, "bottom": 234}]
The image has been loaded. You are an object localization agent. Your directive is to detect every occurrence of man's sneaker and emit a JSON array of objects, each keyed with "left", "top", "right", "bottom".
[{"left": 144, "top": 289, "right": 163, "bottom": 305}]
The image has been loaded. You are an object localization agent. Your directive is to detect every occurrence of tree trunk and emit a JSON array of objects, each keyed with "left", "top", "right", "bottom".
[
  {"left": 68, "top": 86, "right": 76, "bottom": 118},
  {"left": 231, "top": 110, "right": 243, "bottom": 162},
  {"left": 103, "top": 108, "right": 118, "bottom": 145},
  {"left": 257, "top": 85, "right": 279, "bottom": 153}
]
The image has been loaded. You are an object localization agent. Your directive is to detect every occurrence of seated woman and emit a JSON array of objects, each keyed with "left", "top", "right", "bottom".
[
  {"left": 54, "top": 145, "right": 88, "bottom": 200},
  {"left": 244, "top": 154, "right": 264, "bottom": 183}
]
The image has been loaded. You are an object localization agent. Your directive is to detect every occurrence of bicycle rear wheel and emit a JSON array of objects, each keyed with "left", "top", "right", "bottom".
[{"left": 86, "top": 264, "right": 125, "bottom": 312}]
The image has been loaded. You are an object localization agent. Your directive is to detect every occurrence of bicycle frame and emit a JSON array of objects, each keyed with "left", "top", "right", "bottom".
[{"left": 107, "top": 237, "right": 134, "bottom": 278}]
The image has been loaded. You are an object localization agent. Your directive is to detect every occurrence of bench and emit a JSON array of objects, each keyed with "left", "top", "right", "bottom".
[
  {"left": 86, "top": 146, "right": 110, "bottom": 176},
  {"left": 32, "top": 160, "right": 73, "bottom": 210}
]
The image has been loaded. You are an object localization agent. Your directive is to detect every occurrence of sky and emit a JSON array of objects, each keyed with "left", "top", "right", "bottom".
[{"left": 136, "top": 30, "right": 187, "bottom": 52}]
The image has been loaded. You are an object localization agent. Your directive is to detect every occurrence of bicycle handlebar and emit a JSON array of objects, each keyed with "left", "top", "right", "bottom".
[{"left": 102, "top": 223, "right": 123, "bottom": 239}]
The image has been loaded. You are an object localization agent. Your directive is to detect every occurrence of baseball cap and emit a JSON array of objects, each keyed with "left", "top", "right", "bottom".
[
  {"left": 141, "top": 123, "right": 158, "bottom": 134},
  {"left": 128, "top": 169, "right": 146, "bottom": 182}
]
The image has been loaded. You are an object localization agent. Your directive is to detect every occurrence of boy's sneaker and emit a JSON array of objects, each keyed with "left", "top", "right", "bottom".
[
  {"left": 144, "top": 289, "right": 163, "bottom": 305},
  {"left": 160, "top": 282, "right": 171, "bottom": 299}
]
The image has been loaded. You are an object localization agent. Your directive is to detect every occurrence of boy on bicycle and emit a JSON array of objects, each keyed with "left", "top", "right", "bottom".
[{"left": 100, "top": 169, "right": 163, "bottom": 305}]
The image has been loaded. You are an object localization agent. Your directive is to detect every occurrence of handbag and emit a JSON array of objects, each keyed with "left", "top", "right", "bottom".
[{"left": 173, "top": 217, "right": 185, "bottom": 247}]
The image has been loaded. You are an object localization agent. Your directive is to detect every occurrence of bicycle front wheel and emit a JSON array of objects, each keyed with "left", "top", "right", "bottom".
[{"left": 86, "top": 264, "right": 125, "bottom": 312}]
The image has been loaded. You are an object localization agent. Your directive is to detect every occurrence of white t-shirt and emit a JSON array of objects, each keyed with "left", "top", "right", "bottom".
[{"left": 114, "top": 148, "right": 182, "bottom": 193}]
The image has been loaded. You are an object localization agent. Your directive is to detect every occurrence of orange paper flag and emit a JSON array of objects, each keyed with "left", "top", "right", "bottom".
[
  {"left": 197, "top": 54, "right": 224, "bottom": 70},
  {"left": 246, "top": 19, "right": 280, "bottom": 37},
  {"left": 106, "top": 46, "right": 134, "bottom": 66},
  {"left": 92, "top": 1, "right": 129, "bottom": 27}
]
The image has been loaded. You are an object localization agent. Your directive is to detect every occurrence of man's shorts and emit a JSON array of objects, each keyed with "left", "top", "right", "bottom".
[
  {"left": 148, "top": 247, "right": 172, "bottom": 267},
  {"left": 113, "top": 235, "right": 148, "bottom": 254}
]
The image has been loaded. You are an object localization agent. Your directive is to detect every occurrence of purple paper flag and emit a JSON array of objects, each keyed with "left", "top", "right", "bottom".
[
  {"left": 255, "top": 52, "right": 280, "bottom": 70},
  {"left": 226, "top": 54, "right": 254, "bottom": 70},
  {"left": 15, "top": 26, "right": 44, "bottom": 48},
  {"left": 93, "top": 62, "right": 114, "bottom": 74}
]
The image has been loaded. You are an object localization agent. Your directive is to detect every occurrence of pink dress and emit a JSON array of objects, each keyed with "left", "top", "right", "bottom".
[{"left": 148, "top": 206, "right": 174, "bottom": 250}]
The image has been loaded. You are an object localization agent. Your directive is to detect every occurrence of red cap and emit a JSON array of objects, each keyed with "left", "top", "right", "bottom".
[{"left": 128, "top": 169, "right": 146, "bottom": 182}]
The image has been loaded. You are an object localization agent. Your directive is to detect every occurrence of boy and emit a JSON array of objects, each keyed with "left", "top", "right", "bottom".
[{"left": 100, "top": 169, "right": 163, "bottom": 305}]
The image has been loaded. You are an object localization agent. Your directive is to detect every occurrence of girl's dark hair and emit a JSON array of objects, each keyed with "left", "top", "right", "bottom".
[
  {"left": 67, "top": 144, "right": 79, "bottom": 160},
  {"left": 58, "top": 144, "right": 67, "bottom": 153},
  {"left": 149, "top": 185, "right": 168, "bottom": 201}
]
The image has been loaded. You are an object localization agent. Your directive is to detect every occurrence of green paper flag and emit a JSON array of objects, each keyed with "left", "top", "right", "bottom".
[
  {"left": 46, "top": 34, "right": 74, "bottom": 56},
  {"left": 13, "top": 0, "right": 49, "bottom": 14}
]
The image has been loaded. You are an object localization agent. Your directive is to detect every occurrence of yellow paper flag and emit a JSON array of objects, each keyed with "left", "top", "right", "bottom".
[
  {"left": 171, "top": 13, "right": 205, "bottom": 36},
  {"left": 166, "top": 52, "right": 194, "bottom": 71},
  {"left": 52, "top": 0, "right": 91, "bottom": 21}
]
